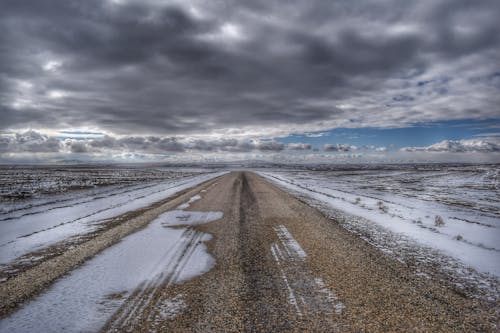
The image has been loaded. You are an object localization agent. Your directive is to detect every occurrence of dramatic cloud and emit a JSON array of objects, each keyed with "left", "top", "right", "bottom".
[
  {"left": 0, "top": 131, "right": 290, "bottom": 158},
  {"left": 1, "top": 131, "right": 499, "bottom": 164},
  {"left": 401, "top": 139, "right": 500, "bottom": 153},
  {"left": 1, "top": 0, "right": 499, "bottom": 141},
  {"left": 0, "top": 131, "right": 61, "bottom": 153}
]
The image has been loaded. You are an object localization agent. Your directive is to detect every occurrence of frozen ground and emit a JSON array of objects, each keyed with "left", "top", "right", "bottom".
[
  {"left": 1, "top": 170, "right": 497, "bottom": 332},
  {"left": 0, "top": 166, "right": 204, "bottom": 200},
  {"left": 258, "top": 165, "right": 500, "bottom": 297},
  {"left": 0, "top": 170, "right": 224, "bottom": 266},
  {"left": 0, "top": 193, "right": 222, "bottom": 333}
]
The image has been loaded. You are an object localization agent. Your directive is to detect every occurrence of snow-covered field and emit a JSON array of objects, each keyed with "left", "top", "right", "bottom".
[
  {"left": 0, "top": 193, "right": 222, "bottom": 333},
  {"left": 258, "top": 165, "right": 500, "bottom": 283},
  {"left": 0, "top": 169, "right": 224, "bottom": 267},
  {"left": 0, "top": 166, "right": 201, "bottom": 200}
]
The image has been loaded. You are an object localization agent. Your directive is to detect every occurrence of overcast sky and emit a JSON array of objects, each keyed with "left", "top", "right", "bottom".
[{"left": 1, "top": 0, "right": 499, "bottom": 163}]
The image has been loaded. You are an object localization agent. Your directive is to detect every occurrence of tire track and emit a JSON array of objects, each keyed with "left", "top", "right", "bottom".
[
  {"left": 270, "top": 225, "right": 345, "bottom": 319},
  {"left": 238, "top": 173, "right": 291, "bottom": 332},
  {"left": 106, "top": 227, "right": 207, "bottom": 332}
]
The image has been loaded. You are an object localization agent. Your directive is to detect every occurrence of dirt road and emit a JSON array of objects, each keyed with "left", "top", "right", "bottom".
[{"left": 101, "top": 172, "right": 497, "bottom": 332}]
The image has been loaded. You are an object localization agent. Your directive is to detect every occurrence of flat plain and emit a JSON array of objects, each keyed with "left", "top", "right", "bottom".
[{"left": 0, "top": 165, "right": 498, "bottom": 332}]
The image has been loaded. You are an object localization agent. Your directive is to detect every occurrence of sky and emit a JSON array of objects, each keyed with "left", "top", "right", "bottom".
[{"left": 0, "top": 0, "right": 499, "bottom": 164}]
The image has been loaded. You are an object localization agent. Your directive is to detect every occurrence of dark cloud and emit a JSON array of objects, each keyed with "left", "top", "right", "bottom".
[
  {"left": 0, "top": 0, "right": 499, "bottom": 139},
  {"left": 89, "top": 135, "right": 186, "bottom": 152},
  {"left": 68, "top": 141, "right": 88, "bottom": 153},
  {"left": 155, "top": 138, "right": 186, "bottom": 152},
  {"left": 324, "top": 144, "right": 355, "bottom": 152},
  {"left": 253, "top": 141, "right": 285, "bottom": 151}
]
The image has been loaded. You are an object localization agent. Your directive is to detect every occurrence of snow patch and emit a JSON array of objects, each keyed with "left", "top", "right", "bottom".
[
  {"left": 176, "top": 194, "right": 202, "bottom": 210},
  {"left": 159, "top": 210, "right": 224, "bottom": 227},
  {"left": 271, "top": 243, "right": 303, "bottom": 316},
  {"left": 0, "top": 189, "right": 223, "bottom": 332},
  {"left": 273, "top": 225, "right": 307, "bottom": 259}
]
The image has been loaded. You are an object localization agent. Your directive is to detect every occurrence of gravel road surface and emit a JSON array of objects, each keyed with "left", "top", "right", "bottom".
[{"left": 104, "top": 172, "right": 498, "bottom": 332}]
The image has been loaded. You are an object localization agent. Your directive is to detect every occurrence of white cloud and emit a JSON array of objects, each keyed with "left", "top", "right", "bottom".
[
  {"left": 220, "top": 23, "right": 243, "bottom": 40},
  {"left": 47, "top": 90, "right": 67, "bottom": 99},
  {"left": 0, "top": 131, "right": 290, "bottom": 157},
  {"left": 199, "top": 22, "right": 246, "bottom": 45},
  {"left": 43, "top": 60, "right": 62, "bottom": 72},
  {"left": 401, "top": 139, "right": 500, "bottom": 153},
  {"left": 304, "top": 132, "right": 328, "bottom": 138},
  {"left": 0, "top": 131, "right": 62, "bottom": 153},
  {"left": 287, "top": 143, "right": 312, "bottom": 150},
  {"left": 18, "top": 81, "right": 33, "bottom": 89}
]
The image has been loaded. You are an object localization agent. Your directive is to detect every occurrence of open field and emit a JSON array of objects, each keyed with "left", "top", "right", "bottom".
[{"left": 0, "top": 166, "right": 499, "bottom": 332}]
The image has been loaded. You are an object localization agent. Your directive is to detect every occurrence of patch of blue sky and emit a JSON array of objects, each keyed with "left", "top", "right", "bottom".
[
  {"left": 56, "top": 136, "right": 94, "bottom": 141},
  {"left": 278, "top": 118, "right": 500, "bottom": 150},
  {"left": 56, "top": 130, "right": 105, "bottom": 141},
  {"left": 59, "top": 131, "right": 104, "bottom": 135}
]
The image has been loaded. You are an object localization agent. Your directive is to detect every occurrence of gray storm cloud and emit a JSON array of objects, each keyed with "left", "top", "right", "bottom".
[
  {"left": 0, "top": 0, "right": 499, "bottom": 139},
  {"left": 324, "top": 144, "right": 356, "bottom": 152}
]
